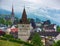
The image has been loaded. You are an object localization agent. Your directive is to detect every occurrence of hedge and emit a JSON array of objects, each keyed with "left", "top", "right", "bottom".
[{"left": 0, "top": 36, "right": 34, "bottom": 46}]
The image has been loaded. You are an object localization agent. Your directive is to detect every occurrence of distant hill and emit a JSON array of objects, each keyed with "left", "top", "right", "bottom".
[
  {"left": 0, "top": 8, "right": 60, "bottom": 26},
  {"left": 0, "top": 9, "right": 11, "bottom": 15}
]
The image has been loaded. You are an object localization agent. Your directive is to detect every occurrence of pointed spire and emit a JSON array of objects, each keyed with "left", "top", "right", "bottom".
[
  {"left": 11, "top": 4, "right": 14, "bottom": 16},
  {"left": 11, "top": 4, "right": 15, "bottom": 24},
  {"left": 21, "top": 7, "right": 28, "bottom": 24}
]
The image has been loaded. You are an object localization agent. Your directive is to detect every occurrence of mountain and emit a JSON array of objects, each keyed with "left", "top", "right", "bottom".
[
  {"left": 0, "top": 9, "right": 11, "bottom": 15},
  {"left": 28, "top": 8, "right": 60, "bottom": 26},
  {"left": 0, "top": 8, "right": 60, "bottom": 26}
]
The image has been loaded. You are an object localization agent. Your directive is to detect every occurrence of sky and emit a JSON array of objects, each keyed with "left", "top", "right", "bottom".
[
  {"left": 0, "top": 0, "right": 60, "bottom": 25},
  {"left": 0, "top": 0, "right": 60, "bottom": 12}
]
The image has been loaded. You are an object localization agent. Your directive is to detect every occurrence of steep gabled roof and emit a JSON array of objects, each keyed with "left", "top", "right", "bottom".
[{"left": 20, "top": 8, "right": 29, "bottom": 24}]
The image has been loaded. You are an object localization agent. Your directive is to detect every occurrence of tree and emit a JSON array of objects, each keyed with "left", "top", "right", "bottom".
[
  {"left": 30, "top": 19, "right": 36, "bottom": 29},
  {"left": 53, "top": 40, "right": 60, "bottom": 46},
  {"left": 0, "top": 18, "right": 5, "bottom": 24},
  {"left": 14, "top": 17, "right": 19, "bottom": 24},
  {"left": 27, "top": 18, "right": 31, "bottom": 23},
  {"left": 4, "top": 20, "right": 12, "bottom": 26},
  {"left": 43, "top": 20, "right": 51, "bottom": 25},
  {"left": 47, "top": 20, "right": 51, "bottom": 24},
  {"left": 31, "top": 32, "right": 43, "bottom": 46},
  {"left": 57, "top": 26, "right": 60, "bottom": 32}
]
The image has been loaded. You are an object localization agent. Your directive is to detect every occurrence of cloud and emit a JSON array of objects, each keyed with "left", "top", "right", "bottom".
[
  {"left": 0, "top": 0, "right": 60, "bottom": 12},
  {"left": 32, "top": 7, "right": 60, "bottom": 24}
]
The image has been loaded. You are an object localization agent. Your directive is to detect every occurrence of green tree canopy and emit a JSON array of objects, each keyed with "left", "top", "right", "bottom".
[
  {"left": 5, "top": 20, "right": 12, "bottom": 26},
  {"left": 31, "top": 32, "right": 43, "bottom": 46},
  {"left": 0, "top": 18, "right": 12, "bottom": 26},
  {"left": 57, "top": 26, "right": 60, "bottom": 32},
  {"left": 53, "top": 40, "right": 60, "bottom": 46},
  {"left": 0, "top": 18, "right": 5, "bottom": 24}
]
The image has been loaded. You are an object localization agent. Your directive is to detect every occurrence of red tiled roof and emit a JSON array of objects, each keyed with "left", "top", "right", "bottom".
[
  {"left": 11, "top": 28, "right": 18, "bottom": 32},
  {"left": 0, "top": 29, "right": 5, "bottom": 35},
  {"left": 0, "top": 29, "right": 2, "bottom": 31}
]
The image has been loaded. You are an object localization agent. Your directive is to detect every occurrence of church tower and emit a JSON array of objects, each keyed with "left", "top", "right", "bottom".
[
  {"left": 21, "top": 8, "right": 28, "bottom": 23},
  {"left": 18, "top": 8, "right": 32, "bottom": 41},
  {"left": 11, "top": 5, "right": 15, "bottom": 24},
  {"left": 20, "top": 8, "right": 28, "bottom": 24},
  {"left": 11, "top": 5, "right": 14, "bottom": 16}
]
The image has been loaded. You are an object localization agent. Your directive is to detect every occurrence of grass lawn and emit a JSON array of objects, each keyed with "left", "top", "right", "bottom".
[{"left": 0, "top": 40, "right": 22, "bottom": 46}]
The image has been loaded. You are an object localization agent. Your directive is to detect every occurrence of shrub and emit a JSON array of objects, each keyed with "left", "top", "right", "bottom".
[{"left": 3, "top": 34, "right": 14, "bottom": 39}]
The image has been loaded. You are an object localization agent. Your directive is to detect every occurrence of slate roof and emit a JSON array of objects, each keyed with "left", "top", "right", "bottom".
[
  {"left": 43, "top": 24, "right": 55, "bottom": 29},
  {"left": 38, "top": 32, "right": 60, "bottom": 37},
  {"left": 28, "top": 32, "right": 60, "bottom": 40}
]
